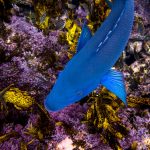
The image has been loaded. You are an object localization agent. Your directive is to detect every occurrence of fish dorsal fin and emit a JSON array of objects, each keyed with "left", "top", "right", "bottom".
[
  {"left": 101, "top": 69, "right": 127, "bottom": 105},
  {"left": 76, "top": 22, "right": 92, "bottom": 52}
]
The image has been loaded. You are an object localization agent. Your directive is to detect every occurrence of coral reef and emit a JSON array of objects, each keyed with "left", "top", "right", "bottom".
[{"left": 0, "top": 0, "right": 149, "bottom": 149}]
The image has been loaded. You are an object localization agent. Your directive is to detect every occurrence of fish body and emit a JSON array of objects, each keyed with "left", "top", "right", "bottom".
[{"left": 45, "top": 0, "right": 134, "bottom": 111}]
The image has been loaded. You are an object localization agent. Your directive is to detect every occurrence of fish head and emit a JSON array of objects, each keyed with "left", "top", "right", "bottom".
[{"left": 44, "top": 82, "right": 79, "bottom": 112}]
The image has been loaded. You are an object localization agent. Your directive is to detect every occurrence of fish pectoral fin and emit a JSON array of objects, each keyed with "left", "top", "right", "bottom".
[
  {"left": 76, "top": 22, "right": 92, "bottom": 52},
  {"left": 101, "top": 69, "right": 127, "bottom": 105},
  {"left": 105, "top": 0, "right": 113, "bottom": 9}
]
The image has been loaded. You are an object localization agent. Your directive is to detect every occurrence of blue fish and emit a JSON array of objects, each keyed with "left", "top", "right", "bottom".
[{"left": 45, "top": 0, "right": 134, "bottom": 111}]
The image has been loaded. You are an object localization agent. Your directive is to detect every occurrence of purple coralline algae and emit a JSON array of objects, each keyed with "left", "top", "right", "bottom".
[
  {"left": 0, "top": 0, "right": 150, "bottom": 149},
  {"left": 0, "top": 15, "right": 69, "bottom": 99}
]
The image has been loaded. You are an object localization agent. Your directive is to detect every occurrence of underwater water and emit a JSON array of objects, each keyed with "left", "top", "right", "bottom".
[{"left": 0, "top": 0, "right": 149, "bottom": 149}]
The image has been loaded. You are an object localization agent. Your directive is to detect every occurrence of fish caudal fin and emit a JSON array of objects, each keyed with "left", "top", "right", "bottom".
[
  {"left": 101, "top": 69, "right": 127, "bottom": 105},
  {"left": 76, "top": 22, "right": 92, "bottom": 52}
]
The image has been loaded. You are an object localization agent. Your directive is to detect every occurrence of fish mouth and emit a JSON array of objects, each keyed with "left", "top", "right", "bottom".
[
  {"left": 44, "top": 98, "right": 51, "bottom": 112},
  {"left": 44, "top": 98, "right": 57, "bottom": 112},
  {"left": 44, "top": 96, "right": 65, "bottom": 112}
]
